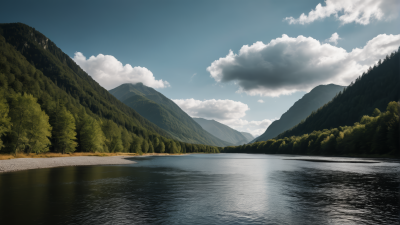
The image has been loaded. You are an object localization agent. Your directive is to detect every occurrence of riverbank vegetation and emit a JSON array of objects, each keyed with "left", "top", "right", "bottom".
[{"left": 223, "top": 101, "right": 399, "bottom": 157}]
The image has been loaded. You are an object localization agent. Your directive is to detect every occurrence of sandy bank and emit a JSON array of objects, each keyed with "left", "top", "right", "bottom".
[{"left": 0, "top": 156, "right": 136, "bottom": 173}]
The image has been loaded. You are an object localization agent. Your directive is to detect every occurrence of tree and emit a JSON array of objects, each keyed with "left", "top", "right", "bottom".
[
  {"left": 148, "top": 141, "right": 154, "bottom": 153},
  {"left": 372, "top": 108, "right": 381, "bottom": 117},
  {"left": 121, "top": 128, "right": 133, "bottom": 152},
  {"left": 157, "top": 141, "right": 165, "bottom": 153},
  {"left": 8, "top": 93, "right": 52, "bottom": 154},
  {"left": 101, "top": 120, "right": 123, "bottom": 153},
  {"left": 79, "top": 114, "right": 106, "bottom": 152},
  {"left": 0, "top": 92, "right": 11, "bottom": 150},
  {"left": 142, "top": 139, "right": 149, "bottom": 153},
  {"left": 52, "top": 103, "right": 77, "bottom": 154},
  {"left": 130, "top": 136, "right": 143, "bottom": 153}
]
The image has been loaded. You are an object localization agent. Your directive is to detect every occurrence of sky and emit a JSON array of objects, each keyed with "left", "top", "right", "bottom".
[{"left": 1, "top": 0, "right": 399, "bottom": 136}]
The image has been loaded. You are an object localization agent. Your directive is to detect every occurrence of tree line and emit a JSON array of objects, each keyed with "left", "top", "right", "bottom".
[
  {"left": 0, "top": 92, "right": 220, "bottom": 154},
  {"left": 223, "top": 101, "right": 399, "bottom": 156}
]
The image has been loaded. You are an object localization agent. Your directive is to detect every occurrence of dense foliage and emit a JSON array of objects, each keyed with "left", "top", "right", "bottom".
[
  {"left": 271, "top": 49, "right": 400, "bottom": 140},
  {"left": 223, "top": 102, "right": 399, "bottom": 156},
  {"left": 0, "top": 23, "right": 220, "bottom": 154},
  {"left": 110, "top": 83, "right": 232, "bottom": 146}
]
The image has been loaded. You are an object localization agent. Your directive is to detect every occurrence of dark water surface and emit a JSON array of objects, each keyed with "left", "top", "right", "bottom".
[{"left": 0, "top": 154, "right": 399, "bottom": 224}]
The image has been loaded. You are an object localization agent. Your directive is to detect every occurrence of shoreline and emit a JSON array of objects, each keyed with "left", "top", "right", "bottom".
[{"left": 0, "top": 153, "right": 185, "bottom": 173}]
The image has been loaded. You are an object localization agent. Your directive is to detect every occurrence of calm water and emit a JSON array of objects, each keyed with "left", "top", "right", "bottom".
[{"left": 0, "top": 154, "right": 399, "bottom": 224}]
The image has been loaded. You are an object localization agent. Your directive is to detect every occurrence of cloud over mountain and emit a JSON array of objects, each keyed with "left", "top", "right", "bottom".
[
  {"left": 73, "top": 52, "right": 170, "bottom": 90},
  {"left": 285, "top": 0, "right": 399, "bottom": 25},
  {"left": 207, "top": 33, "right": 400, "bottom": 97},
  {"left": 172, "top": 98, "right": 274, "bottom": 136}
]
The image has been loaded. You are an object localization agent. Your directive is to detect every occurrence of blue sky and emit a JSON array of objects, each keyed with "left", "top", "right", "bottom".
[{"left": 2, "top": 0, "right": 399, "bottom": 136}]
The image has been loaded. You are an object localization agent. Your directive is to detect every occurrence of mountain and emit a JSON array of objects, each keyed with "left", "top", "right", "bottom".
[
  {"left": 275, "top": 50, "right": 399, "bottom": 140},
  {"left": 109, "top": 83, "right": 232, "bottom": 147},
  {"left": 240, "top": 132, "right": 254, "bottom": 143},
  {"left": 223, "top": 50, "right": 400, "bottom": 156},
  {"left": 253, "top": 84, "right": 345, "bottom": 142},
  {"left": 192, "top": 118, "right": 249, "bottom": 145},
  {"left": 0, "top": 22, "right": 224, "bottom": 155},
  {"left": 0, "top": 22, "right": 170, "bottom": 138}
]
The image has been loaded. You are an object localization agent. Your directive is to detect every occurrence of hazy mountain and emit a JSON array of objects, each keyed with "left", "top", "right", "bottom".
[
  {"left": 240, "top": 132, "right": 254, "bottom": 143},
  {"left": 109, "top": 83, "right": 232, "bottom": 147},
  {"left": 253, "top": 84, "right": 345, "bottom": 142},
  {"left": 193, "top": 118, "right": 249, "bottom": 145}
]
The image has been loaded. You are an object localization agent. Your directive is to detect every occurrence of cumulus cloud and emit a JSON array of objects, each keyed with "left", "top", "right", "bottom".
[
  {"left": 207, "top": 33, "right": 400, "bottom": 97},
  {"left": 326, "top": 32, "right": 341, "bottom": 45},
  {"left": 284, "top": 0, "right": 399, "bottom": 25},
  {"left": 73, "top": 52, "right": 170, "bottom": 90},
  {"left": 172, "top": 98, "right": 274, "bottom": 136},
  {"left": 257, "top": 99, "right": 264, "bottom": 103},
  {"left": 172, "top": 98, "right": 249, "bottom": 121}
]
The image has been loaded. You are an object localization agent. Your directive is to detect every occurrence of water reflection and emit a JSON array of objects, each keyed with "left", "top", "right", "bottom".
[
  {"left": 0, "top": 154, "right": 399, "bottom": 224},
  {"left": 274, "top": 168, "right": 400, "bottom": 224}
]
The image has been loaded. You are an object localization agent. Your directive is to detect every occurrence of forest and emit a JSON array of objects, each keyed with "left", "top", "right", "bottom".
[
  {"left": 0, "top": 24, "right": 220, "bottom": 155},
  {"left": 223, "top": 101, "right": 399, "bottom": 156}
]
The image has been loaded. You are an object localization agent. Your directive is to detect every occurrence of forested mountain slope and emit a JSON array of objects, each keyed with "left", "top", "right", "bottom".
[
  {"left": 253, "top": 84, "right": 344, "bottom": 142},
  {"left": 240, "top": 132, "right": 254, "bottom": 143},
  {"left": 192, "top": 118, "right": 249, "bottom": 145},
  {"left": 275, "top": 49, "right": 400, "bottom": 140},
  {"left": 0, "top": 23, "right": 222, "bottom": 155},
  {"left": 109, "top": 83, "right": 232, "bottom": 147},
  {"left": 0, "top": 22, "right": 170, "bottom": 137}
]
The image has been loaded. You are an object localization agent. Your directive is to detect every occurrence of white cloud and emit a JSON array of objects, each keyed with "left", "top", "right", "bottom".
[
  {"left": 172, "top": 98, "right": 249, "bottom": 121},
  {"left": 172, "top": 98, "right": 274, "bottom": 137},
  {"left": 73, "top": 52, "right": 170, "bottom": 90},
  {"left": 257, "top": 99, "right": 264, "bottom": 103},
  {"left": 207, "top": 33, "right": 400, "bottom": 97},
  {"left": 225, "top": 118, "right": 275, "bottom": 137},
  {"left": 326, "top": 32, "right": 341, "bottom": 45},
  {"left": 284, "top": 0, "right": 399, "bottom": 25}
]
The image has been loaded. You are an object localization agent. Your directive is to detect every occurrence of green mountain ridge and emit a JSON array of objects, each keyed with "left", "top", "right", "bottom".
[
  {"left": 109, "top": 83, "right": 232, "bottom": 147},
  {"left": 253, "top": 84, "right": 345, "bottom": 143},
  {"left": 275, "top": 49, "right": 400, "bottom": 140},
  {"left": 0, "top": 22, "right": 170, "bottom": 138},
  {"left": 192, "top": 118, "right": 249, "bottom": 145}
]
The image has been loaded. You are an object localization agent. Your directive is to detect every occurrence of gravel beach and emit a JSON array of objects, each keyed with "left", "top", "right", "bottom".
[{"left": 0, "top": 156, "right": 136, "bottom": 173}]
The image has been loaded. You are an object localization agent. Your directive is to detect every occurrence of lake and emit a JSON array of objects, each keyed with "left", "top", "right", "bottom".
[{"left": 0, "top": 154, "right": 399, "bottom": 224}]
